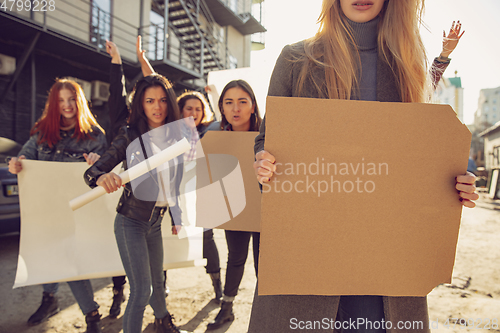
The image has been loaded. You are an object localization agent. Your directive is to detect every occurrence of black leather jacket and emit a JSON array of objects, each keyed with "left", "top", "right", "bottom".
[{"left": 84, "top": 125, "right": 183, "bottom": 224}]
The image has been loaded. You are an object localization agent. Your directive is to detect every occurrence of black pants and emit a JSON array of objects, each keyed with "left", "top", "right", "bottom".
[
  {"left": 223, "top": 230, "right": 260, "bottom": 297},
  {"left": 203, "top": 228, "right": 221, "bottom": 274},
  {"left": 337, "top": 296, "right": 386, "bottom": 332},
  {"left": 112, "top": 276, "right": 126, "bottom": 289}
]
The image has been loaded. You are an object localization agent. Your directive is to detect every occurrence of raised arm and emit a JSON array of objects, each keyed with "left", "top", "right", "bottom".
[
  {"left": 431, "top": 21, "right": 465, "bottom": 89},
  {"left": 204, "top": 85, "right": 221, "bottom": 122},
  {"left": 137, "top": 35, "right": 155, "bottom": 77},
  {"left": 106, "top": 40, "right": 129, "bottom": 137},
  {"left": 440, "top": 20, "right": 464, "bottom": 59}
]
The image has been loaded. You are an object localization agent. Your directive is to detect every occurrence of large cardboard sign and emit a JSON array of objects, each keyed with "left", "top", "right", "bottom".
[
  {"left": 196, "top": 131, "right": 261, "bottom": 232},
  {"left": 14, "top": 160, "right": 205, "bottom": 288},
  {"left": 258, "top": 97, "right": 471, "bottom": 297}
]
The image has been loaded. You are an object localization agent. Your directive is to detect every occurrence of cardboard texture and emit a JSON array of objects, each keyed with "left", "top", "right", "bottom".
[
  {"left": 196, "top": 131, "right": 261, "bottom": 232},
  {"left": 259, "top": 97, "right": 471, "bottom": 297},
  {"left": 14, "top": 160, "right": 205, "bottom": 288}
]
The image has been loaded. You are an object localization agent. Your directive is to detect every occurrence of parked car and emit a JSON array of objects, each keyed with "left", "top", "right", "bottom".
[{"left": 0, "top": 137, "right": 21, "bottom": 235}]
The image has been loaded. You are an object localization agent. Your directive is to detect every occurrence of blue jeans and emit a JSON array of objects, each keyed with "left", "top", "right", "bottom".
[
  {"left": 114, "top": 210, "right": 168, "bottom": 333},
  {"left": 42, "top": 281, "right": 99, "bottom": 315}
]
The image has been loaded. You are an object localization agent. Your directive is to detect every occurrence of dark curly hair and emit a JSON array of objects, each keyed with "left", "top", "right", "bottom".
[{"left": 128, "top": 74, "right": 181, "bottom": 135}]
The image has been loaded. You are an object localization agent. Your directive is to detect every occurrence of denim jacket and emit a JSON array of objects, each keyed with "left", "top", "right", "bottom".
[{"left": 18, "top": 127, "right": 107, "bottom": 162}]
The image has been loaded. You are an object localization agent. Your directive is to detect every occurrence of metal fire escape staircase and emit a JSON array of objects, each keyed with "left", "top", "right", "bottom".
[{"left": 154, "top": 0, "right": 227, "bottom": 78}]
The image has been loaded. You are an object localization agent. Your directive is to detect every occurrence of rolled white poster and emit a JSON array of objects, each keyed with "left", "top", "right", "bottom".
[{"left": 70, "top": 138, "right": 190, "bottom": 211}]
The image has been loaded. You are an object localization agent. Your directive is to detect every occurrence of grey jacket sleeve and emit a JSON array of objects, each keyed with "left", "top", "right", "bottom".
[{"left": 254, "top": 45, "right": 295, "bottom": 154}]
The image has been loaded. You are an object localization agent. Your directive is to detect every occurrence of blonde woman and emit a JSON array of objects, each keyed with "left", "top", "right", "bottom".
[{"left": 252, "top": 1, "right": 477, "bottom": 332}]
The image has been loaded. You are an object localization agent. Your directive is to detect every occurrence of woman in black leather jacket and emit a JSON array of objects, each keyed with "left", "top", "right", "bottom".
[{"left": 84, "top": 74, "right": 188, "bottom": 333}]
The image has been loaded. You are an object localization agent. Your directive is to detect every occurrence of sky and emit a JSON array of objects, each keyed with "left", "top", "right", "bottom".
[{"left": 250, "top": 0, "right": 500, "bottom": 125}]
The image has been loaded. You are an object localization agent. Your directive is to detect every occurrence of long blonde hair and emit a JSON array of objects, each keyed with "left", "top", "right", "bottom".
[{"left": 297, "top": 0, "right": 428, "bottom": 103}]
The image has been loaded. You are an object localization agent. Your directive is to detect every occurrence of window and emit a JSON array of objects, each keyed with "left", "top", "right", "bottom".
[
  {"left": 149, "top": 11, "right": 165, "bottom": 61},
  {"left": 218, "top": 27, "right": 225, "bottom": 43},
  {"left": 90, "top": 0, "right": 111, "bottom": 50},
  {"left": 229, "top": 55, "right": 237, "bottom": 69},
  {"left": 229, "top": 0, "right": 238, "bottom": 13}
]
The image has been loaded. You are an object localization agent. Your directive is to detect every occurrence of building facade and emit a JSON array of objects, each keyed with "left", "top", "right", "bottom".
[
  {"left": 474, "top": 86, "right": 500, "bottom": 134},
  {"left": 479, "top": 123, "right": 500, "bottom": 171},
  {"left": 0, "top": 0, "right": 265, "bottom": 144},
  {"left": 433, "top": 73, "right": 464, "bottom": 123}
]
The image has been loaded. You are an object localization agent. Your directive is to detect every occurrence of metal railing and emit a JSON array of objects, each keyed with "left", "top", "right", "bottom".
[
  {"left": 90, "top": 3, "right": 111, "bottom": 50},
  {"left": 162, "top": 0, "right": 233, "bottom": 73},
  {"left": 144, "top": 22, "right": 201, "bottom": 72},
  {"left": 251, "top": 0, "right": 264, "bottom": 24},
  {"left": 218, "top": 0, "right": 247, "bottom": 15},
  {"left": 5, "top": 0, "right": 231, "bottom": 77}
]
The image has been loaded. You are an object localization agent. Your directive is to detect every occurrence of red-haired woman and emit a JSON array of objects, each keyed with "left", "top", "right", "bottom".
[{"left": 8, "top": 78, "right": 106, "bottom": 332}]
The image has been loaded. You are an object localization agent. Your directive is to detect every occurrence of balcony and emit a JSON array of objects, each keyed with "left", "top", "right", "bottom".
[
  {"left": 0, "top": 0, "right": 231, "bottom": 83},
  {"left": 149, "top": 0, "right": 236, "bottom": 78},
  {"left": 203, "top": 0, "right": 266, "bottom": 35}
]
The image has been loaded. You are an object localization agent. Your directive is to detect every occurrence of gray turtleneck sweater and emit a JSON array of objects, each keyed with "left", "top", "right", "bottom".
[{"left": 348, "top": 17, "right": 380, "bottom": 102}]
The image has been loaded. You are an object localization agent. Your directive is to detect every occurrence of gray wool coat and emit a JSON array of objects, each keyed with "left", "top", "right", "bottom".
[{"left": 249, "top": 42, "right": 431, "bottom": 333}]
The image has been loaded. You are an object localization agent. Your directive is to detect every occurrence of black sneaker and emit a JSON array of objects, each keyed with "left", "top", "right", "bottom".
[
  {"left": 85, "top": 310, "right": 102, "bottom": 333},
  {"left": 27, "top": 292, "right": 60, "bottom": 326}
]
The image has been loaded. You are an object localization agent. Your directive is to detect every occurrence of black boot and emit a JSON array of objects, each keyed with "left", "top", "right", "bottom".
[
  {"left": 209, "top": 272, "right": 223, "bottom": 303},
  {"left": 27, "top": 292, "right": 60, "bottom": 325},
  {"left": 207, "top": 301, "right": 234, "bottom": 330},
  {"left": 154, "top": 313, "right": 189, "bottom": 333},
  {"left": 109, "top": 287, "right": 125, "bottom": 318},
  {"left": 85, "top": 310, "right": 102, "bottom": 333}
]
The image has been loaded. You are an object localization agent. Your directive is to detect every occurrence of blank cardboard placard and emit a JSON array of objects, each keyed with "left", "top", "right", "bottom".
[
  {"left": 196, "top": 131, "right": 261, "bottom": 232},
  {"left": 258, "top": 97, "right": 471, "bottom": 297},
  {"left": 14, "top": 160, "right": 205, "bottom": 288}
]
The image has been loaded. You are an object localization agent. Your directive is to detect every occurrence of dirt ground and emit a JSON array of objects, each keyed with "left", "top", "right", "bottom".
[
  {"left": 1, "top": 195, "right": 500, "bottom": 333},
  {"left": 0, "top": 229, "right": 256, "bottom": 333}
]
